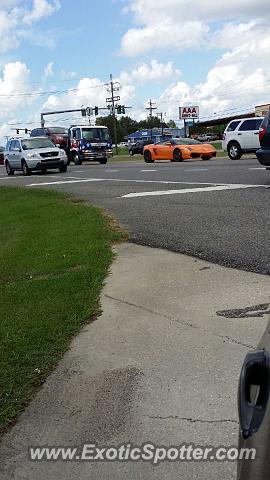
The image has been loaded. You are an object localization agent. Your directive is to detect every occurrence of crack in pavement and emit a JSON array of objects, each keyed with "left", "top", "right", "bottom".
[
  {"left": 104, "top": 294, "right": 255, "bottom": 350},
  {"left": 144, "top": 415, "right": 239, "bottom": 425}
]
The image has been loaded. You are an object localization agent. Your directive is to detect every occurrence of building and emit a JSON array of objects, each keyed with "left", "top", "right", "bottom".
[
  {"left": 255, "top": 104, "right": 270, "bottom": 117},
  {"left": 127, "top": 127, "right": 185, "bottom": 144}
]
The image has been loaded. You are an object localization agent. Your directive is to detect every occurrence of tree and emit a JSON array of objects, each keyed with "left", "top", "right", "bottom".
[{"left": 167, "top": 119, "right": 177, "bottom": 128}]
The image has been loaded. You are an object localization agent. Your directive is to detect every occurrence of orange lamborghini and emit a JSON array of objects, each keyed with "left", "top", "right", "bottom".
[{"left": 143, "top": 138, "right": 216, "bottom": 163}]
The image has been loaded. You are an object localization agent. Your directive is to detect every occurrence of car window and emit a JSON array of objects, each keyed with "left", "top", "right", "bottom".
[
  {"left": 76, "top": 129, "right": 81, "bottom": 140},
  {"left": 21, "top": 138, "right": 55, "bottom": 150},
  {"left": 239, "top": 119, "right": 259, "bottom": 131},
  {"left": 255, "top": 119, "right": 263, "bottom": 130},
  {"left": 14, "top": 141, "right": 21, "bottom": 151},
  {"left": 10, "top": 140, "right": 16, "bottom": 150},
  {"left": 227, "top": 121, "right": 241, "bottom": 132}
]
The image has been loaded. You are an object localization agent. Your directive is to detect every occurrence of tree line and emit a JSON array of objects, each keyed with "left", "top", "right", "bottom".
[{"left": 96, "top": 115, "right": 176, "bottom": 143}]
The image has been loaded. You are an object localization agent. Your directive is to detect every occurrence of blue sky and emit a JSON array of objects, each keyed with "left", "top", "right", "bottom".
[{"left": 0, "top": 0, "right": 269, "bottom": 140}]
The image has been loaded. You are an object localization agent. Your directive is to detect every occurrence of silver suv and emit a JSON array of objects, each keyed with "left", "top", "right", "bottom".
[{"left": 4, "top": 137, "right": 68, "bottom": 176}]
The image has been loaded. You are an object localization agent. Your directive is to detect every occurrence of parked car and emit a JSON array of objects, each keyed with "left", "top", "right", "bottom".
[
  {"left": 129, "top": 140, "right": 152, "bottom": 156},
  {"left": 143, "top": 138, "right": 216, "bottom": 163},
  {"left": 0, "top": 146, "right": 4, "bottom": 165},
  {"left": 4, "top": 137, "right": 68, "bottom": 176},
  {"left": 237, "top": 315, "right": 270, "bottom": 479},
  {"left": 30, "top": 127, "right": 68, "bottom": 150},
  {"left": 196, "top": 133, "right": 220, "bottom": 142},
  {"left": 256, "top": 110, "right": 270, "bottom": 168},
  {"left": 222, "top": 117, "right": 264, "bottom": 159}
]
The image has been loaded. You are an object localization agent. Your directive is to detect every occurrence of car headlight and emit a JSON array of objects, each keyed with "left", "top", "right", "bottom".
[
  {"left": 27, "top": 153, "right": 38, "bottom": 159},
  {"left": 59, "top": 149, "right": 66, "bottom": 156}
]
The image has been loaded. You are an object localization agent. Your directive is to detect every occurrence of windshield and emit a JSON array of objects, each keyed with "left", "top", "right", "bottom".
[
  {"left": 172, "top": 138, "right": 202, "bottom": 145},
  {"left": 48, "top": 127, "right": 68, "bottom": 135},
  {"left": 81, "top": 128, "right": 109, "bottom": 142},
  {"left": 22, "top": 138, "right": 56, "bottom": 150}
]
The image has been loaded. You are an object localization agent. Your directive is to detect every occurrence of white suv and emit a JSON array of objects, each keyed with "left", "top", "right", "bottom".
[
  {"left": 222, "top": 117, "right": 264, "bottom": 159},
  {"left": 4, "top": 137, "right": 68, "bottom": 176}
]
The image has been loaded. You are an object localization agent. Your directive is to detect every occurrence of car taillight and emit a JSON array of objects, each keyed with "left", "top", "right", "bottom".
[
  {"left": 259, "top": 126, "right": 266, "bottom": 142},
  {"left": 222, "top": 133, "right": 226, "bottom": 140}
]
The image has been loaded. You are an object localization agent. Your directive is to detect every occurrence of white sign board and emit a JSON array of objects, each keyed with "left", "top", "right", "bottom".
[{"left": 179, "top": 106, "right": 199, "bottom": 119}]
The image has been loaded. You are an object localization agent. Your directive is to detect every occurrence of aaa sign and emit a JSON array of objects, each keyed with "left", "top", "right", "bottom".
[{"left": 179, "top": 106, "right": 199, "bottom": 119}]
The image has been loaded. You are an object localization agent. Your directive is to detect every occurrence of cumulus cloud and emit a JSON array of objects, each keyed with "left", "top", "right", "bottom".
[
  {"left": 157, "top": 33, "right": 270, "bottom": 121},
  {"left": 119, "top": 60, "right": 180, "bottom": 84},
  {"left": 42, "top": 76, "right": 135, "bottom": 120},
  {"left": 0, "top": 0, "right": 61, "bottom": 53},
  {"left": 23, "top": 0, "right": 60, "bottom": 24},
  {"left": 121, "top": 0, "right": 270, "bottom": 56},
  {"left": 0, "top": 62, "right": 36, "bottom": 119}
]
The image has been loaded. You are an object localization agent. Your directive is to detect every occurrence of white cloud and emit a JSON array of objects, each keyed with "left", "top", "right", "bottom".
[
  {"left": 0, "top": 62, "right": 33, "bottom": 118},
  {"left": 42, "top": 76, "right": 135, "bottom": 121},
  {"left": 121, "top": 0, "right": 270, "bottom": 56},
  {"left": 121, "top": 20, "right": 207, "bottom": 57},
  {"left": 23, "top": 0, "right": 60, "bottom": 24},
  {"left": 43, "top": 61, "right": 54, "bottom": 78},
  {"left": 119, "top": 60, "right": 180, "bottom": 84},
  {"left": 157, "top": 31, "right": 270, "bottom": 121},
  {"left": 0, "top": 0, "right": 61, "bottom": 53}
]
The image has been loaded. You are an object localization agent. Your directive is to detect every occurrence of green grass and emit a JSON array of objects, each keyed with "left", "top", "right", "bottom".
[
  {"left": 211, "top": 141, "right": 222, "bottom": 150},
  {"left": 0, "top": 187, "right": 124, "bottom": 434},
  {"left": 112, "top": 146, "right": 129, "bottom": 155}
]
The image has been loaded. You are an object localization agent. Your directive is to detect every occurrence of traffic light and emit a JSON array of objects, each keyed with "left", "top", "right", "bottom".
[
  {"left": 86, "top": 107, "right": 93, "bottom": 116},
  {"left": 121, "top": 106, "right": 125, "bottom": 114},
  {"left": 81, "top": 108, "right": 86, "bottom": 117},
  {"left": 94, "top": 106, "right": 99, "bottom": 115},
  {"left": 16, "top": 129, "right": 19, "bottom": 135},
  {"left": 117, "top": 105, "right": 122, "bottom": 114},
  {"left": 25, "top": 129, "right": 28, "bottom": 134}
]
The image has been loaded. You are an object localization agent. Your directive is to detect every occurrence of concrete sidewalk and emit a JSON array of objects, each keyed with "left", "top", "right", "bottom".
[{"left": 0, "top": 243, "right": 269, "bottom": 479}]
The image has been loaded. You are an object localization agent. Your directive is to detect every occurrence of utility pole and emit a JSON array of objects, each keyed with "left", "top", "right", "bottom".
[
  {"left": 157, "top": 112, "right": 166, "bottom": 138},
  {"left": 105, "top": 74, "right": 121, "bottom": 155},
  {"left": 146, "top": 99, "right": 157, "bottom": 141}
]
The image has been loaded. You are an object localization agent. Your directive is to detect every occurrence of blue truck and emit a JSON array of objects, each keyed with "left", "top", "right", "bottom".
[{"left": 67, "top": 125, "right": 112, "bottom": 165}]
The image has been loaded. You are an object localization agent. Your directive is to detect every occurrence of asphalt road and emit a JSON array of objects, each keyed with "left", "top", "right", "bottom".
[{"left": 1, "top": 155, "right": 269, "bottom": 274}]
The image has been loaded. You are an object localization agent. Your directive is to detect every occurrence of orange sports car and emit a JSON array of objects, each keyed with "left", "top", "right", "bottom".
[{"left": 143, "top": 138, "right": 216, "bottom": 163}]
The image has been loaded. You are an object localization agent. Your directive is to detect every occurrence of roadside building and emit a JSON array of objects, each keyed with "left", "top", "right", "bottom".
[{"left": 127, "top": 127, "right": 185, "bottom": 144}]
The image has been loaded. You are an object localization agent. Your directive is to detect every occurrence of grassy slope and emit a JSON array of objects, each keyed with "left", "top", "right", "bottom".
[{"left": 0, "top": 187, "right": 124, "bottom": 433}]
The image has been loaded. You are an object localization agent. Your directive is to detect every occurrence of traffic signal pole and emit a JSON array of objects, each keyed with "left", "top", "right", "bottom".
[{"left": 110, "top": 74, "right": 118, "bottom": 155}]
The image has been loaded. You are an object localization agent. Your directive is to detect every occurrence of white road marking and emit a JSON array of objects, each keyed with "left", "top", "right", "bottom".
[
  {"left": 106, "top": 169, "right": 119, "bottom": 172},
  {"left": 61, "top": 176, "right": 89, "bottom": 180},
  {"left": 121, "top": 184, "right": 264, "bottom": 198},
  {"left": 248, "top": 167, "right": 266, "bottom": 170},
  {"left": 27, "top": 178, "right": 225, "bottom": 187},
  {"left": 140, "top": 169, "right": 157, "bottom": 172},
  {"left": 184, "top": 168, "right": 208, "bottom": 172}
]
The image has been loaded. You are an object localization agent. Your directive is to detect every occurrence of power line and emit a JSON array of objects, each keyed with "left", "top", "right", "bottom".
[{"left": 0, "top": 84, "right": 103, "bottom": 100}]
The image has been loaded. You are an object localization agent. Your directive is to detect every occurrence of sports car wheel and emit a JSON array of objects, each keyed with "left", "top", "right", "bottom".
[
  {"left": 173, "top": 149, "right": 183, "bottom": 162},
  {"left": 144, "top": 150, "right": 154, "bottom": 163}
]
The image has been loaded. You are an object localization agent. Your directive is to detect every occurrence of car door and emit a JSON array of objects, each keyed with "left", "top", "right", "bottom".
[
  {"left": 13, "top": 140, "right": 22, "bottom": 168},
  {"left": 237, "top": 119, "right": 262, "bottom": 150},
  {"left": 7, "top": 141, "right": 17, "bottom": 168},
  {"left": 158, "top": 141, "right": 174, "bottom": 160},
  {"left": 237, "top": 317, "right": 270, "bottom": 479}
]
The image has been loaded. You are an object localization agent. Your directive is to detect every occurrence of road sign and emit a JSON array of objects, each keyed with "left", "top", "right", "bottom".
[
  {"left": 106, "top": 96, "right": 120, "bottom": 103},
  {"left": 179, "top": 106, "right": 199, "bottom": 119}
]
